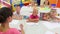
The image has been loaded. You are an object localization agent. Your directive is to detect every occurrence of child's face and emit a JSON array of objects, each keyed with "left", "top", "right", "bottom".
[
  {"left": 7, "top": 16, "right": 12, "bottom": 22},
  {"left": 16, "top": 6, "right": 21, "bottom": 13},
  {"left": 33, "top": 9, "right": 38, "bottom": 16},
  {"left": 44, "top": 13, "right": 47, "bottom": 17},
  {"left": 44, "top": 0, "right": 49, "bottom": 5},
  {"left": 43, "top": 13, "right": 50, "bottom": 20},
  {"left": 50, "top": 11, "right": 57, "bottom": 17},
  {"left": 31, "top": 1, "right": 35, "bottom": 6}
]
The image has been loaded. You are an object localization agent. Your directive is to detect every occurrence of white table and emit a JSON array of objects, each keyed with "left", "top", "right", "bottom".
[
  {"left": 9, "top": 19, "right": 60, "bottom": 34},
  {"left": 41, "top": 21, "right": 60, "bottom": 29},
  {"left": 10, "top": 7, "right": 60, "bottom": 34}
]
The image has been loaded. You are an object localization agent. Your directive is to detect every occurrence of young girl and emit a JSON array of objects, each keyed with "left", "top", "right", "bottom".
[
  {"left": 43, "top": 0, "right": 50, "bottom": 7},
  {"left": 42, "top": 13, "right": 50, "bottom": 21},
  {"left": 29, "top": 1, "right": 37, "bottom": 7},
  {"left": 13, "top": 5, "right": 23, "bottom": 20},
  {"left": 49, "top": 9, "right": 60, "bottom": 21},
  {"left": 0, "top": 7, "right": 25, "bottom": 34},
  {"left": 27, "top": 8, "right": 39, "bottom": 23}
]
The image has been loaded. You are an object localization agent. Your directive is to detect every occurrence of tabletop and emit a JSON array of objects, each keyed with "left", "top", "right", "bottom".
[{"left": 9, "top": 19, "right": 60, "bottom": 34}]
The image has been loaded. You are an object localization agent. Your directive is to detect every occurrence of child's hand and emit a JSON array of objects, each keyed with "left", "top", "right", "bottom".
[
  {"left": 55, "top": 32, "right": 58, "bottom": 34},
  {"left": 20, "top": 24, "right": 23, "bottom": 29},
  {"left": 20, "top": 24, "right": 25, "bottom": 34}
]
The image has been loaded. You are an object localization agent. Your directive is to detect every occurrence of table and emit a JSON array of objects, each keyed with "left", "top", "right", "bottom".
[
  {"left": 10, "top": 7, "right": 60, "bottom": 34},
  {"left": 9, "top": 19, "right": 60, "bottom": 34}
]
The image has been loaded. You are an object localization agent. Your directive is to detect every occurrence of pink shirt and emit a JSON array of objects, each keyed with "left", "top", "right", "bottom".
[
  {"left": 0, "top": 28, "right": 21, "bottom": 34},
  {"left": 30, "top": 14, "right": 39, "bottom": 19}
]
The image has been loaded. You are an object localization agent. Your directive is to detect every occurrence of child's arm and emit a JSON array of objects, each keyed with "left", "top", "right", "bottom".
[
  {"left": 20, "top": 24, "right": 25, "bottom": 34},
  {"left": 12, "top": 15, "right": 22, "bottom": 20},
  {"left": 33, "top": 18, "right": 39, "bottom": 21},
  {"left": 28, "top": 18, "right": 35, "bottom": 22},
  {"left": 33, "top": 18, "right": 39, "bottom": 22},
  {"left": 28, "top": 18, "right": 39, "bottom": 22},
  {"left": 55, "top": 32, "right": 58, "bottom": 34}
]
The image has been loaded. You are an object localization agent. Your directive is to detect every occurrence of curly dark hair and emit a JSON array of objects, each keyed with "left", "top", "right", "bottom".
[{"left": 0, "top": 7, "right": 13, "bottom": 23}]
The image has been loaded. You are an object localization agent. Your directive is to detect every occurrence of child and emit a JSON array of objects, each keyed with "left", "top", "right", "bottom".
[
  {"left": 13, "top": 5, "right": 23, "bottom": 20},
  {"left": 50, "top": 9, "right": 57, "bottom": 18},
  {"left": 43, "top": 0, "right": 50, "bottom": 8},
  {"left": 42, "top": 13, "right": 50, "bottom": 21},
  {"left": 29, "top": 1, "right": 37, "bottom": 7},
  {"left": 0, "top": 7, "right": 25, "bottom": 34},
  {"left": 49, "top": 9, "right": 60, "bottom": 21},
  {"left": 27, "top": 8, "right": 39, "bottom": 23}
]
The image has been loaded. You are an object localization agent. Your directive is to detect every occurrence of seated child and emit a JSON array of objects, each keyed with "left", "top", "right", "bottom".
[
  {"left": 42, "top": 13, "right": 50, "bottom": 21},
  {"left": 49, "top": 9, "right": 60, "bottom": 21},
  {"left": 29, "top": 1, "right": 37, "bottom": 7},
  {"left": 0, "top": 7, "right": 25, "bottom": 34},
  {"left": 13, "top": 5, "right": 23, "bottom": 20},
  {"left": 27, "top": 8, "right": 39, "bottom": 23},
  {"left": 43, "top": 0, "right": 50, "bottom": 8}
]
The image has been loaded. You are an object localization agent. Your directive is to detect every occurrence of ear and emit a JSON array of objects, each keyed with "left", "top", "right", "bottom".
[
  {"left": 7, "top": 16, "right": 11, "bottom": 19},
  {"left": 7, "top": 16, "right": 12, "bottom": 22}
]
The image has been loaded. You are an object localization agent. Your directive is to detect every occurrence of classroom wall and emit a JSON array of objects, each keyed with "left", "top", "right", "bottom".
[
  {"left": 57, "top": 0, "right": 60, "bottom": 8},
  {"left": 49, "top": 0, "right": 57, "bottom": 4},
  {"left": 40, "top": 0, "right": 57, "bottom": 5}
]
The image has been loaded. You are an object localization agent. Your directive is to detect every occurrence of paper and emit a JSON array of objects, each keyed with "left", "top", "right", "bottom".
[
  {"left": 26, "top": 22, "right": 39, "bottom": 26},
  {"left": 42, "top": 21, "right": 60, "bottom": 29},
  {"left": 45, "top": 31, "right": 55, "bottom": 34}
]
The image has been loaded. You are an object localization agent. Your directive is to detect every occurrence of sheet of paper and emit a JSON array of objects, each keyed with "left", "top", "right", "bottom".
[
  {"left": 45, "top": 31, "right": 55, "bottom": 34},
  {"left": 42, "top": 21, "right": 60, "bottom": 29},
  {"left": 26, "top": 22, "right": 39, "bottom": 26}
]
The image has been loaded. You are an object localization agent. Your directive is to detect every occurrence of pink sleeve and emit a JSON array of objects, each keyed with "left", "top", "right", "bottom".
[
  {"left": 13, "top": 29, "right": 21, "bottom": 34},
  {"left": 29, "top": 15, "right": 32, "bottom": 18},
  {"left": 37, "top": 16, "right": 39, "bottom": 19}
]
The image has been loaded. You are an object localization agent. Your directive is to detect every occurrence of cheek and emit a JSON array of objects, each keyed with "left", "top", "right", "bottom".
[
  {"left": 16, "top": 8, "right": 20, "bottom": 10},
  {"left": 9, "top": 17, "right": 12, "bottom": 22},
  {"left": 16, "top": 9, "right": 19, "bottom": 11}
]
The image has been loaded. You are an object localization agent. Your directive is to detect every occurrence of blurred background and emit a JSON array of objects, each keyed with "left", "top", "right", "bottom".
[{"left": 0, "top": 0, "right": 60, "bottom": 8}]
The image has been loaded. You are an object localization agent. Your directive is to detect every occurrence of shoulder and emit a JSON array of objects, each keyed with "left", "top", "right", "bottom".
[
  {"left": 30, "top": 14, "right": 33, "bottom": 16},
  {"left": 9, "top": 28, "right": 19, "bottom": 31},
  {"left": 9, "top": 28, "right": 21, "bottom": 34},
  {"left": 36, "top": 15, "right": 39, "bottom": 18}
]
